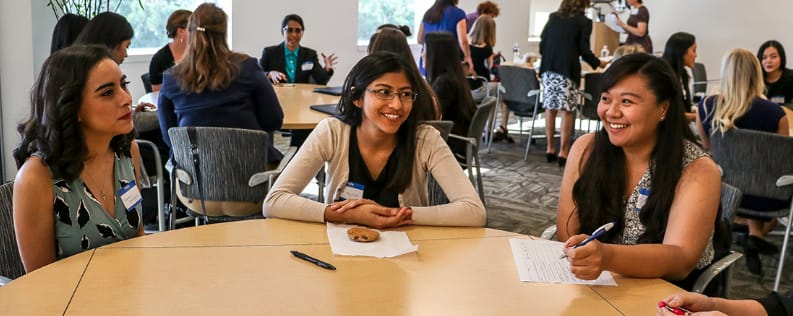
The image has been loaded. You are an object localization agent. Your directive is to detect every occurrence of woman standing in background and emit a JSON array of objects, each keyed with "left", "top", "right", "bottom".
[
  {"left": 539, "top": 0, "right": 605, "bottom": 166},
  {"left": 757, "top": 40, "right": 793, "bottom": 105},
  {"left": 616, "top": 0, "right": 652, "bottom": 53},
  {"left": 148, "top": 9, "right": 191, "bottom": 92},
  {"left": 418, "top": 0, "right": 473, "bottom": 75}
]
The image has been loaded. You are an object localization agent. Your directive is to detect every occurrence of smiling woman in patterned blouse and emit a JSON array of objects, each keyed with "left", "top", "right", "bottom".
[
  {"left": 555, "top": 54, "right": 721, "bottom": 291},
  {"left": 13, "top": 45, "right": 144, "bottom": 274}
]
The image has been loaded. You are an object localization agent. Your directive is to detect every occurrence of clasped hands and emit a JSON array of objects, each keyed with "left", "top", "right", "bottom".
[
  {"left": 325, "top": 198, "right": 413, "bottom": 229},
  {"left": 561, "top": 234, "right": 606, "bottom": 280}
]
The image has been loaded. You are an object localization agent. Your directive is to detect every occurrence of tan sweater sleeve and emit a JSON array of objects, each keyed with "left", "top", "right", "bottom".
[
  {"left": 263, "top": 119, "right": 335, "bottom": 222},
  {"left": 410, "top": 127, "right": 486, "bottom": 226}
]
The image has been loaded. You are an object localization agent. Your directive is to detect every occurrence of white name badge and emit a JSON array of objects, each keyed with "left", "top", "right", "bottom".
[
  {"left": 340, "top": 182, "right": 364, "bottom": 201},
  {"left": 119, "top": 180, "right": 143, "bottom": 212},
  {"left": 771, "top": 96, "right": 785, "bottom": 105},
  {"left": 630, "top": 7, "right": 639, "bottom": 15},
  {"left": 301, "top": 62, "right": 314, "bottom": 71},
  {"left": 635, "top": 188, "right": 650, "bottom": 212}
]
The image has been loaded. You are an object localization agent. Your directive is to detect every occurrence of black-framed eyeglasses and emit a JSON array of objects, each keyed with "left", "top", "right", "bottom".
[
  {"left": 283, "top": 27, "right": 303, "bottom": 34},
  {"left": 366, "top": 88, "right": 417, "bottom": 103}
]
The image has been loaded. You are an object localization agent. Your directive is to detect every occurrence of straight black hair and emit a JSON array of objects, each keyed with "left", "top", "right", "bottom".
[
  {"left": 571, "top": 53, "right": 698, "bottom": 244},
  {"left": 337, "top": 52, "right": 427, "bottom": 192},
  {"left": 50, "top": 14, "right": 89, "bottom": 54},
  {"left": 281, "top": 14, "right": 305, "bottom": 31},
  {"left": 662, "top": 32, "right": 696, "bottom": 106},
  {"left": 422, "top": 0, "right": 458, "bottom": 24},
  {"left": 75, "top": 12, "right": 134, "bottom": 52},
  {"left": 757, "top": 40, "right": 787, "bottom": 79}
]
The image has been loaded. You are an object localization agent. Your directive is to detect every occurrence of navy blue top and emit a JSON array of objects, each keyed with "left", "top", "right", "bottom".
[
  {"left": 158, "top": 56, "right": 284, "bottom": 162},
  {"left": 697, "top": 96, "right": 785, "bottom": 136},
  {"left": 698, "top": 95, "right": 789, "bottom": 211}
]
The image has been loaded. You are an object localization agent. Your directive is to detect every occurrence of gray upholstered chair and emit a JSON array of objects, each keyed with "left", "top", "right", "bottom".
[
  {"left": 167, "top": 127, "right": 296, "bottom": 226},
  {"left": 0, "top": 182, "right": 25, "bottom": 285},
  {"left": 449, "top": 96, "right": 497, "bottom": 205},
  {"left": 692, "top": 182, "right": 744, "bottom": 296},
  {"left": 422, "top": 120, "right": 455, "bottom": 206},
  {"left": 496, "top": 65, "right": 545, "bottom": 160},
  {"left": 135, "top": 139, "right": 166, "bottom": 232},
  {"left": 691, "top": 62, "right": 707, "bottom": 104},
  {"left": 579, "top": 72, "right": 603, "bottom": 134},
  {"left": 710, "top": 128, "right": 793, "bottom": 291}
]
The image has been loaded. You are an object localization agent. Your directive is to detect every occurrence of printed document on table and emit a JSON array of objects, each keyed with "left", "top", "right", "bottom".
[{"left": 509, "top": 238, "right": 617, "bottom": 286}]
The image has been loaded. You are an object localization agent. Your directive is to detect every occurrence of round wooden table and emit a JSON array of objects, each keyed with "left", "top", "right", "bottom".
[{"left": 0, "top": 219, "right": 683, "bottom": 315}]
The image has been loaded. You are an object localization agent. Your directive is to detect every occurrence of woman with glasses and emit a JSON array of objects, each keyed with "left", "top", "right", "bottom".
[
  {"left": 259, "top": 14, "right": 337, "bottom": 85},
  {"left": 264, "top": 52, "right": 486, "bottom": 228}
]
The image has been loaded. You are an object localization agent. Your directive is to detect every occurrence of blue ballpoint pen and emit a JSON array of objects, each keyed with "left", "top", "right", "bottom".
[{"left": 559, "top": 222, "right": 616, "bottom": 259}]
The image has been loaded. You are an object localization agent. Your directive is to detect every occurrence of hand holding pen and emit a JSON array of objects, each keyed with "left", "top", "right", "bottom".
[{"left": 561, "top": 222, "right": 615, "bottom": 280}]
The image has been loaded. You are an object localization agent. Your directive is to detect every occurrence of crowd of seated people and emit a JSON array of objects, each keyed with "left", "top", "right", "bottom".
[{"left": 11, "top": 3, "right": 793, "bottom": 311}]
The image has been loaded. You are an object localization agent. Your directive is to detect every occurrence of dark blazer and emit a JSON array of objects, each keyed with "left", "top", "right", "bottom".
[
  {"left": 539, "top": 12, "right": 600, "bottom": 85},
  {"left": 259, "top": 42, "right": 333, "bottom": 85}
]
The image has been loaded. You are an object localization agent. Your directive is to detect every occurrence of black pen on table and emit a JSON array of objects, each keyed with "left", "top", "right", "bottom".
[{"left": 290, "top": 250, "right": 336, "bottom": 270}]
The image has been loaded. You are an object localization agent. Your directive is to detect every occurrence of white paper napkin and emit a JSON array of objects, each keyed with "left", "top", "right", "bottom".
[{"left": 326, "top": 223, "right": 418, "bottom": 258}]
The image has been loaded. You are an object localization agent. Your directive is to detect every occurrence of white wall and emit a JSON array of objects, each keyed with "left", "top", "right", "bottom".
[{"left": 4, "top": 0, "right": 793, "bottom": 180}]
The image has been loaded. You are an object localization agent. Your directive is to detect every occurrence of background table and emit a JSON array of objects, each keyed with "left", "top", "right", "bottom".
[
  {"left": 134, "top": 84, "right": 338, "bottom": 130},
  {"left": 0, "top": 219, "right": 684, "bottom": 315}
]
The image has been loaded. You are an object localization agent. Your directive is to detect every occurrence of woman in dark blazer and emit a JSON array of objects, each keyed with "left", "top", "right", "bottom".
[
  {"left": 539, "top": 0, "right": 605, "bottom": 166},
  {"left": 259, "top": 14, "right": 337, "bottom": 85}
]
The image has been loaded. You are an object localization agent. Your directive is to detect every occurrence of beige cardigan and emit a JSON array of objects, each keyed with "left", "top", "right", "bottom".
[{"left": 263, "top": 118, "right": 486, "bottom": 226}]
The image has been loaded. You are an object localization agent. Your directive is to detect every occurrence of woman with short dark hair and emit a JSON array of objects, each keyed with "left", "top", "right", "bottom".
[
  {"left": 259, "top": 14, "right": 337, "bottom": 85},
  {"left": 148, "top": 9, "right": 191, "bottom": 92}
]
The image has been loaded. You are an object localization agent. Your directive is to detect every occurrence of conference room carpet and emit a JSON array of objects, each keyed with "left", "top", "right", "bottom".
[{"left": 273, "top": 124, "right": 792, "bottom": 300}]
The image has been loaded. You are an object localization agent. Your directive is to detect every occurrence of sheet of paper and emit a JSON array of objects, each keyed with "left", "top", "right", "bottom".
[
  {"left": 327, "top": 223, "right": 418, "bottom": 258},
  {"left": 605, "top": 13, "right": 625, "bottom": 33},
  {"left": 509, "top": 238, "right": 617, "bottom": 286}
]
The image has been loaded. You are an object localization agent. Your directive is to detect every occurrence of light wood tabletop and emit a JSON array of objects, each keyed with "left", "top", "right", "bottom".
[
  {"left": 274, "top": 83, "right": 339, "bottom": 129},
  {"left": 134, "top": 84, "right": 338, "bottom": 130},
  {"left": 783, "top": 106, "right": 793, "bottom": 135},
  {"left": 0, "top": 219, "right": 683, "bottom": 315}
]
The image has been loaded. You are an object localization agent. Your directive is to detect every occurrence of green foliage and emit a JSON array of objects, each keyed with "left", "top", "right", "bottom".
[
  {"left": 358, "top": 0, "right": 417, "bottom": 42},
  {"left": 46, "top": 0, "right": 144, "bottom": 19}
]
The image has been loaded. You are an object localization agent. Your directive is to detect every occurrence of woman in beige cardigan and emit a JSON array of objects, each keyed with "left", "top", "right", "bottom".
[{"left": 264, "top": 52, "right": 485, "bottom": 228}]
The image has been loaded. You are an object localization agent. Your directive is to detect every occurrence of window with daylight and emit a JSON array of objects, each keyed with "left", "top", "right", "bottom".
[
  {"left": 357, "top": 0, "right": 433, "bottom": 45},
  {"left": 115, "top": 0, "right": 232, "bottom": 55}
]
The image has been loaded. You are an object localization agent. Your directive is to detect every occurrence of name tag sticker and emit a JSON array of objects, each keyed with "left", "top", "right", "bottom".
[
  {"left": 339, "top": 182, "right": 364, "bottom": 201},
  {"left": 771, "top": 96, "right": 785, "bottom": 104},
  {"left": 635, "top": 188, "right": 650, "bottom": 212},
  {"left": 119, "top": 180, "right": 142, "bottom": 212},
  {"left": 301, "top": 62, "right": 314, "bottom": 71}
]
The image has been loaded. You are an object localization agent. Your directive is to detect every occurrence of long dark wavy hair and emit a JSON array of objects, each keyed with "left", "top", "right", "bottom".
[
  {"left": 570, "top": 53, "right": 698, "bottom": 244},
  {"left": 14, "top": 45, "right": 134, "bottom": 181},
  {"left": 423, "top": 0, "right": 458, "bottom": 24},
  {"left": 337, "top": 52, "right": 426, "bottom": 193},
  {"left": 662, "top": 32, "right": 696, "bottom": 106}
]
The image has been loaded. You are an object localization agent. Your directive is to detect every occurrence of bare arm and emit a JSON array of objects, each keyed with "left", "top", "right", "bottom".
[
  {"left": 556, "top": 133, "right": 593, "bottom": 241},
  {"left": 456, "top": 19, "right": 474, "bottom": 73},
  {"left": 417, "top": 23, "right": 425, "bottom": 45},
  {"left": 130, "top": 142, "right": 144, "bottom": 237},
  {"left": 659, "top": 292, "right": 768, "bottom": 316},
  {"left": 778, "top": 115, "right": 790, "bottom": 136},
  {"left": 13, "top": 157, "right": 57, "bottom": 273},
  {"left": 565, "top": 156, "right": 721, "bottom": 280}
]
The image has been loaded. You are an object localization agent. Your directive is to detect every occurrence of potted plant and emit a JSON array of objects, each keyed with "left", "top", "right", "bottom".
[{"left": 46, "top": 0, "right": 143, "bottom": 19}]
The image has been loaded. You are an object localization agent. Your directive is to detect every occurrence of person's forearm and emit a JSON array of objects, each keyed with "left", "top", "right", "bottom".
[
  {"left": 711, "top": 297, "right": 768, "bottom": 316},
  {"left": 601, "top": 243, "right": 699, "bottom": 280}
]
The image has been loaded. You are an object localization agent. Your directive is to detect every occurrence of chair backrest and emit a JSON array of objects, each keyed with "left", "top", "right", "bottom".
[
  {"left": 168, "top": 127, "right": 271, "bottom": 202},
  {"left": 581, "top": 72, "right": 603, "bottom": 120},
  {"left": 692, "top": 62, "right": 707, "bottom": 95},
  {"left": 141, "top": 72, "right": 153, "bottom": 94},
  {"left": 719, "top": 182, "right": 742, "bottom": 223},
  {"left": 710, "top": 128, "right": 793, "bottom": 200},
  {"left": 497, "top": 65, "right": 540, "bottom": 114},
  {"left": 467, "top": 96, "right": 497, "bottom": 143},
  {"left": 422, "top": 120, "right": 454, "bottom": 140},
  {"left": 0, "top": 182, "right": 25, "bottom": 280}
]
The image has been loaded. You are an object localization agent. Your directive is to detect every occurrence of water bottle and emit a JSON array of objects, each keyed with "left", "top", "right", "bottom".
[
  {"left": 600, "top": 45, "right": 609, "bottom": 58},
  {"left": 513, "top": 42, "right": 521, "bottom": 63}
]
